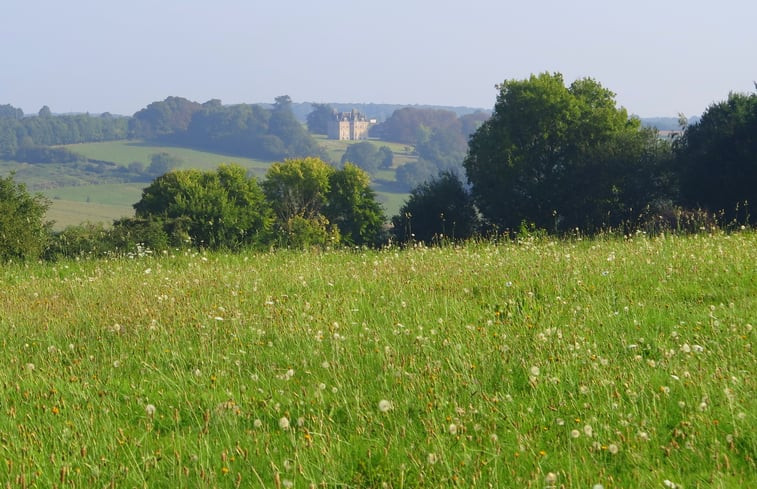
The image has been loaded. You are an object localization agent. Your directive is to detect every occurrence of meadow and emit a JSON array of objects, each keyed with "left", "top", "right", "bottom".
[{"left": 1, "top": 232, "right": 754, "bottom": 488}]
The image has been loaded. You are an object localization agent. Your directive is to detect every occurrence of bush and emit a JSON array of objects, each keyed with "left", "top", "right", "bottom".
[{"left": 0, "top": 174, "right": 51, "bottom": 261}]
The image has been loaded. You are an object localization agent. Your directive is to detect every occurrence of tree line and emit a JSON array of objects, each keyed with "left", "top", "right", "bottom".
[
  {"left": 0, "top": 105, "right": 128, "bottom": 159},
  {"left": 395, "top": 73, "right": 756, "bottom": 243},
  {"left": 2, "top": 73, "right": 755, "bottom": 260}
]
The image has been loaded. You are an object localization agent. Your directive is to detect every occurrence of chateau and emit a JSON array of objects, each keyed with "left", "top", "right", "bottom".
[{"left": 327, "top": 110, "right": 371, "bottom": 140}]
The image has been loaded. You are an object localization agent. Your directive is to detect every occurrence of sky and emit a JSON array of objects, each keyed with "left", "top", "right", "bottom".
[{"left": 2, "top": 0, "right": 755, "bottom": 118}]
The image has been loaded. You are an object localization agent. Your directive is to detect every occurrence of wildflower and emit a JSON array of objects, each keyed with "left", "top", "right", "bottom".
[
  {"left": 570, "top": 429, "right": 581, "bottom": 438},
  {"left": 426, "top": 453, "right": 438, "bottom": 465},
  {"left": 279, "top": 417, "right": 290, "bottom": 430},
  {"left": 489, "top": 433, "right": 499, "bottom": 443},
  {"left": 545, "top": 472, "right": 557, "bottom": 485},
  {"left": 145, "top": 404, "right": 156, "bottom": 417},
  {"left": 663, "top": 480, "right": 678, "bottom": 488},
  {"left": 253, "top": 419, "right": 262, "bottom": 428},
  {"left": 583, "top": 424, "right": 593, "bottom": 437},
  {"left": 593, "top": 485, "right": 605, "bottom": 489},
  {"left": 112, "top": 360, "right": 120, "bottom": 368},
  {"left": 378, "top": 400, "right": 393, "bottom": 413},
  {"left": 608, "top": 444, "right": 619, "bottom": 454},
  {"left": 530, "top": 365, "right": 540, "bottom": 376},
  {"left": 448, "top": 423, "right": 458, "bottom": 435},
  {"left": 25, "top": 363, "right": 35, "bottom": 372}
]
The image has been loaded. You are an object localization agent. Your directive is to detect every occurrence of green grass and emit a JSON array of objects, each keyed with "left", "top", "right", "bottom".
[
  {"left": 65, "top": 141, "right": 273, "bottom": 177},
  {"left": 1, "top": 232, "right": 755, "bottom": 487}
]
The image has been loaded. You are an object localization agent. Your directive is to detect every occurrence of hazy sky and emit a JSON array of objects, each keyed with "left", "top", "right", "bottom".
[{"left": 2, "top": 0, "right": 755, "bottom": 118}]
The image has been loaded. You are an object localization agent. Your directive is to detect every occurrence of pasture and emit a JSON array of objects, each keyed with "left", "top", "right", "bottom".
[{"left": 1, "top": 232, "right": 754, "bottom": 487}]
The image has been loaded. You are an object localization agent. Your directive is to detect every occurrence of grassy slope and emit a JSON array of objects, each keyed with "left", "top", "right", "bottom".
[
  {"left": 0, "top": 233, "right": 754, "bottom": 487},
  {"left": 2, "top": 138, "right": 415, "bottom": 230}
]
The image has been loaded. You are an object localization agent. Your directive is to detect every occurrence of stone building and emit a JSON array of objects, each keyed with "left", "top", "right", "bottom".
[{"left": 327, "top": 109, "right": 370, "bottom": 140}]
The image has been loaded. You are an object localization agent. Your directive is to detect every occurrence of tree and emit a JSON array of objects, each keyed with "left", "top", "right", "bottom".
[
  {"left": 306, "top": 103, "right": 336, "bottom": 135},
  {"left": 147, "top": 152, "right": 183, "bottom": 177},
  {"left": 378, "top": 146, "right": 394, "bottom": 169},
  {"left": 675, "top": 91, "right": 757, "bottom": 225},
  {"left": 392, "top": 171, "right": 478, "bottom": 244},
  {"left": 133, "top": 164, "right": 272, "bottom": 249},
  {"left": 0, "top": 174, "right": 51, "bottom": 261},
  {"left": 262, "top": 157, "right": 338, "bottom": 246},
  {"left": 129, "top": 96, "right": 203, "bottom": 139},
  {"left": 326, "top": 163, "right": 386, "bottom": 246},
  {"left": 341, "top": 141, "right": 382, "bottom": 174},
  {"left": 464, "top": 72, "right": 670, "bottom": 232}
]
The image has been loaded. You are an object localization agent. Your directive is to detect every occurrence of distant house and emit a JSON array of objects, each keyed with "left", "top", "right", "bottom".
[
  {"left": 328, "top": 109, "right": 371, "bottom": 140},
  {"left": 658, "top": 130, "right": 683, "bottom": 140}
]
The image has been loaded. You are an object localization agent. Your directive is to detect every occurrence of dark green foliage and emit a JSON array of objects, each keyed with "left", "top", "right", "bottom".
[
  {"left": 0, "top": 104, "right": 24, "bottom": 119},
  {"left": 392, "top": 171, "right": 478, "bottom": 244},
  {"left": 341, "top": 141, "right": 383, "bottom": 174},
  {"left": 13, "top": 146, "right": 85, "bottom": 164},
  {"left": 134, "top": 164, "right": 272, "bottom": 250},
  {"left": 0, "top": 112, "right": 128, "bottom": 158},
  {"left": 306, "top": 103, "right": 336, "bottom": 134},
  {"left": 395, "top": 158, "right": 437, "bottom": 190},
  {"left": 326, "top": 163, "right": 387, "bottom": 247},
  {"left": 147, "top": 152, "right": 183, "bottom": 177},
  {"left": 0, "top": 174, "right": 51, "bottom": 261},
  {"left": 374, "top": 107, "right": 462, "bottom": 144},
  {"left": 128, "top": 96, "right": 203, "bottom": 139},
  {"left": 464, "top": 72, "right": 674, "bottom": 233},
  {"left": 675, "top": 91, "right": 757, "bottom": 224},
  {"left": 378, "top": 146, "right": 394, "bottom": 169},
  {"left": 177, "top": 96, "right": 325, "bottom": 161}
]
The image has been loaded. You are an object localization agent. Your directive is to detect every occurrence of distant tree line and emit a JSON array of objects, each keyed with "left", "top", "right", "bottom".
[
  {"left": 0, "top": 105, "right": 128, "bottom": 159},
  {"left": 128, "top": 95, "right": 326, "bottom": 161}
]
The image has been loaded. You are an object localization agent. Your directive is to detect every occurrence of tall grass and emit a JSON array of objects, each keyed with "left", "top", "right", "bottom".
[{"left": 1, "top": 232, "right": 754, "bottom": 487}]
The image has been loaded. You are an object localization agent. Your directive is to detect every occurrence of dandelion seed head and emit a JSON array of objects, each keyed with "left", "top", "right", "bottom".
[
  {"left": 279, "top": 417, "right": 290, "bottom": 430},
  {"left": 570, "top": 429, "right": 580, "bottom": 438},
  {"left": 448, "top": 423, "right": 458, "bottom": 435},
  {"left": 608, "top": 443, "right": 619, "bottom": 454},
  {"left": 145, "top": 404, "right": 156, "bottom": 417},
  {"left": 426, "top": 453, "right": 438, "bottom": 465},
  {"left": 530, "top": 365, "right": 540, "bottom": 376},
  {"left": 583, "top": 424, "right": 593, "bottom": 437},
  {"left": 378, "top": 400, "right": 393, "bottom": 413},
  {"left": 253, "top": 419, "right": 262, "bottom": 428}
]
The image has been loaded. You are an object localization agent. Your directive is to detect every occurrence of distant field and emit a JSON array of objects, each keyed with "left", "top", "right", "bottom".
[
  {"left": 65, "top": 141, "right": 273, "bottom": 178},
  {"left": 1, "top": 139, "right": 413, "bottom": 229},
  {"left": 46, "top": 199, "right": 134, "bottom": 230},
  {"left": 313, "top": 135, "right": 418, "bottom": 168}
]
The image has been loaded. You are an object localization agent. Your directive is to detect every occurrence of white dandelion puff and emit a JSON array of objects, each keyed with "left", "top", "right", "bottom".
[
  {"left": 279, "top": 417, "right": 290, "bottom": 430},
  {"left": 145, "top": 404, "right": 156, "bottom": 417},
  {"left": 378, "top": 400, "right": 393, "bottom": 413}
]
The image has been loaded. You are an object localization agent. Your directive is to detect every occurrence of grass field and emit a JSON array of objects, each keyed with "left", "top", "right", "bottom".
[{"left": 1, "top": 232, "right": 754, "bottom": 487}]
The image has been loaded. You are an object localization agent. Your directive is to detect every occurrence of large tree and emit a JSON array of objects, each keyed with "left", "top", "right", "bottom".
[
  {"left": 0, "top": 174, "right": 51, "bottom": 261},
  {"left": 675, "top": 91, "right": 757, "bottom": 225},
  {"left": 326, "top": 163, "right": 386, "bottom": 246},
  {"left": 306, "top": 103, "right": 336, "bottom": 135},
  {"left": 464, "top": 72, "right": 672, "bottom": 232},
  {"left": 133, "top": 164, "right": 272, "bottom": 249},
  {"left": 392, "top": 171, "right": 478, "bottom": 244},
  {"left": 263, "top": 157, "right": 385, "bottom": 247}
]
